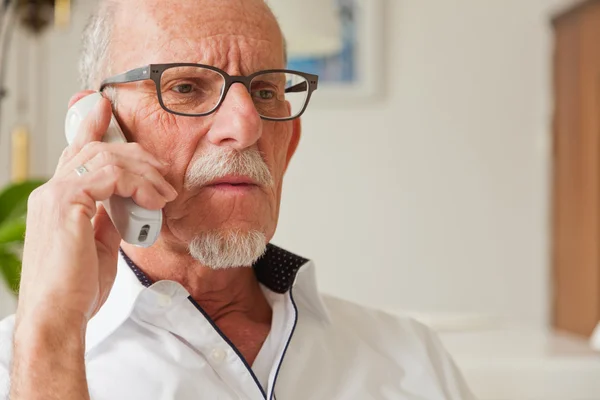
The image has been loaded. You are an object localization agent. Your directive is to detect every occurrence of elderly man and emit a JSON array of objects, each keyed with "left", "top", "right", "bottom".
[{"left": 0, "top": 0, "right": 475, "bottom": 399}]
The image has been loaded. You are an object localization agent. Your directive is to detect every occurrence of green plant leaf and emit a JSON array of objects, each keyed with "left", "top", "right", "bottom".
[
  {"left": 0, "top": 248, "right": 21, "bottom": 295},
  {"left": 0, "top": 217, "right": 26, "bottom": 244},
  {"left": 0, "top": 180, "right": 45, "bottom": 226}
]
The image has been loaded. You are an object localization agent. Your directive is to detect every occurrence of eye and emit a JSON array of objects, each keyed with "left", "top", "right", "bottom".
[
  {"left": 172, "top": 84, "right": 194, "bottom": 94},
  {"left": 253, "top": 89, "right": 276, "bottom": 100}
]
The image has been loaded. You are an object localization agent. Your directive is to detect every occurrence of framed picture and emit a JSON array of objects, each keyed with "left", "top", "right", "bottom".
[{"left": 287, "top": 0, "right": 384, "bottom": 103}]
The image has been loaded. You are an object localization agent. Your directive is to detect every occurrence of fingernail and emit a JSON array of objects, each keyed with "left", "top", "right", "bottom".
[
  {"left": 166, "top": 185, "right": 178, "bottom": 201},
  {"left": 157, "top": 160, "right": 170, "bottom": 173}
]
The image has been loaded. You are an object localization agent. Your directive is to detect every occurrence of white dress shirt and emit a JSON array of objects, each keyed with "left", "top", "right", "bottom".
[{"left": 0, "top": 245, "right": 475, "bottom": 399}]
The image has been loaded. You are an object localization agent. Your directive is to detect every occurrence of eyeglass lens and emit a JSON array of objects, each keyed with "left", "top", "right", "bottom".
[{"left": 159, "top": 66, "right": 310, "bottom": 120}]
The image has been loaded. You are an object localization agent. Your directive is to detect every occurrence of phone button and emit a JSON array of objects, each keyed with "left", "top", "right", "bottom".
[{"left": 138, "top": 225, "right": 151, "bottom": 242}]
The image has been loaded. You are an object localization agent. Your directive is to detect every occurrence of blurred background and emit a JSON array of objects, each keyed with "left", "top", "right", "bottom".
[{"left": 1, "top": 0, "right": 600, "bottom": 398}]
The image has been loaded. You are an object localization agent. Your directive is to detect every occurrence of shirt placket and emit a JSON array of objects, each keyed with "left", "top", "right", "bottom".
[
  {"left": 135, "top": 282, "right": 267, "bottom": 400},
  {"left": 265, "top": 289, "right": 298, "bottom": 400}
]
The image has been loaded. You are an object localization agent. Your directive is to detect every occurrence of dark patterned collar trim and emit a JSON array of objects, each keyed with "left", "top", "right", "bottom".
[{"left": 119, "top": 244, "right": 309, "bottom": 294}]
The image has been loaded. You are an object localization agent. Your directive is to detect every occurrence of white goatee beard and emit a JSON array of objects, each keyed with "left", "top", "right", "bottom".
[
  {"left": 188, "top": 230, "right": 267, "bottom": 270},
  {"left": 184, "top": 147, "right": 273, "bottom": 269}
]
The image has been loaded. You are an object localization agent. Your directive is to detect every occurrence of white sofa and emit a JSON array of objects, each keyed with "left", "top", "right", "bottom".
[{"left": 428, "top": 317, "right": 600, "bottom": 400}]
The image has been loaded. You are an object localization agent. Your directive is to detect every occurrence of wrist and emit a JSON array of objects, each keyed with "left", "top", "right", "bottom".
[
  {"left": 14, "top": 306, "right": 88, "bottom": 348},
  {"left": 13, "top": 319, "right": 87, "bottom": 368},
  {"left": 10, "top": 309, "right": 90, "bottom": 400}
]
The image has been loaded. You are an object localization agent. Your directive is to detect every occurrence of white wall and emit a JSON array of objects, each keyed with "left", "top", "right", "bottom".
[
  {"left": 274, "top": 0, "right": 556, "bottom": 327},
  {"left": 0, "top": 0, "right": 578, "bottom": 324},
  {"left": 276, "top": 0, "right": 577, "bottom": 328}
]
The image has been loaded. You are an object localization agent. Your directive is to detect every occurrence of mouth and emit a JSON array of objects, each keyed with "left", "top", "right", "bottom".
[{"left": 204, "top": 175, "right": 260, "bottom": 192}]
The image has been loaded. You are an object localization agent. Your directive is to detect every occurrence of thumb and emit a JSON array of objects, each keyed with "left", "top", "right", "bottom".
[
  {"left": 93, "top": 204, "right": 121, "bottom": 315},
  {"left": 94, "top": 204, "right": 121, "bottom": 258},
  {"left": 68, "top": 90, "right": 97, "bottom": 109},
  {"left": 71, "top": 96, "right": 113, "bottom": 150},
  {"left": 56, "top": 95, "right": 112, "bottom": 172}
]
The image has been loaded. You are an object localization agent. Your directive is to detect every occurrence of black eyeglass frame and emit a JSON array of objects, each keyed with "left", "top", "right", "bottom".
[{"left": 99, "top": 63, "right": 319, "bottom": 122}]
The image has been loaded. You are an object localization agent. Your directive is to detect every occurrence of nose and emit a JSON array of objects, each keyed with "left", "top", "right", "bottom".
[{"left": 205, "top": 83, "right": 263, "bottom": 150}]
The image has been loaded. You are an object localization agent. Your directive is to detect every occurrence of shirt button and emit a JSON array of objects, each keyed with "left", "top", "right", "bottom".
[
  {"left": 157, "top": 294, "right": 172, "bottom": 307},
  {"left": 210, "top": 348, "right": 228, "bottom": 364}
]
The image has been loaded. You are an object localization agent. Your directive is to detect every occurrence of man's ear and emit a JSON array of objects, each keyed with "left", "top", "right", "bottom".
[{"left": 284, "top": 118, "right": 302, "bottom": 173}]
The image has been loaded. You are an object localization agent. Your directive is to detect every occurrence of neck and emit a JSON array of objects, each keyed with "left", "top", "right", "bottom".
[{"left": 121, "top": 241, "right": 271, "bottom": 324}]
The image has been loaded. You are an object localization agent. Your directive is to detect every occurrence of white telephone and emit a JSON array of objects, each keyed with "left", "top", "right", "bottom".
[{"left": 64, "top": 93, "right": 163, "bottom": 247}]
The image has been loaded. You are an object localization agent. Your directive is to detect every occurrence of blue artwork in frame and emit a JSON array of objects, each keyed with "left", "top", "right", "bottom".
[
  {"left": 287, "top": 0, "right": 382, "bottom": 101},
  {"left": 287, "top": 0, "right": 357, "bottom": 83}
]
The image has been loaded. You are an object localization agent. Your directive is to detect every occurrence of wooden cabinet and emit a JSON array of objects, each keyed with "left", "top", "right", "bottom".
[{"left": 552, "top": 0, "right": 600, "bottom": 336}]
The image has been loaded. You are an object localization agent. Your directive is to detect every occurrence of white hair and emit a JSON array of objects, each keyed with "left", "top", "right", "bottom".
[
  {"left": 184, "top": 147, "right": 273, "bottom": 269},
  {"left": 79, "top": 1, "right": 117, "bottom": 89},
  {"left": 184, "top": 147, "right": 274, "bottom": 191}
]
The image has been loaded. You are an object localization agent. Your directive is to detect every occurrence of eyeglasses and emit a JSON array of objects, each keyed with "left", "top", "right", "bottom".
[{"left": 99, "top": 63, "right": 319, "bottom": 122}]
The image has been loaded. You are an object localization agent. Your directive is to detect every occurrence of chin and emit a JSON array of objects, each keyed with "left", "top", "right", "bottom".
[
  {"left": 166, "top": 212, "right": 268, "bottom": 240},
  {"left": 188, "top": 228, "right": 268, "bottom": 269},
  {"left": 164, "top": 197, "right": 277, "bottom": 245}
]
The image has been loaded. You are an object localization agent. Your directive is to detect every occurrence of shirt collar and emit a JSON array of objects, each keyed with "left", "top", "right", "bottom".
[
  {"left": 120, "top": 244, "right": 310, "bottom": 294},
  {"left": 85, "top": 244, "right": 330, "bottom": 354}
]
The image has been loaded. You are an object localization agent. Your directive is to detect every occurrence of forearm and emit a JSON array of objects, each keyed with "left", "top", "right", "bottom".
[{"left": 10, "top": 315, "right": 90, "bottom": 400}]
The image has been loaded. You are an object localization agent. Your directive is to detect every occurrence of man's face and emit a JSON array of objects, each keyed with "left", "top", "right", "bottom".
[{"left": 107, "top": 0, "right": 300, "bottom": 257}]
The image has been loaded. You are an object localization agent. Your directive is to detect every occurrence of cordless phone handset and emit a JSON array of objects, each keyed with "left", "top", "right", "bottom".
[{"left": 64, "top": 93, "right": 162, "bottom": 247}]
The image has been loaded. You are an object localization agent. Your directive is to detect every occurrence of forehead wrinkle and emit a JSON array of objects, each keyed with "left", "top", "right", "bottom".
[
  {"left": 205, "top": 34, "right": 280, "bottom": 74},
  {"left": 143, "top": 0, "right": 279, "bottom": 43},
  {"left": 154, "top": 34, "right": 281, "bottom": 74},
  {"left": 111, "top": 0, "right": 284, "bottom": 74}
]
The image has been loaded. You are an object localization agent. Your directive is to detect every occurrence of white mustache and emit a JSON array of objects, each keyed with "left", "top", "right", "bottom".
[{"left": 184, "top": 148, "right": 274, "bottom": 190}]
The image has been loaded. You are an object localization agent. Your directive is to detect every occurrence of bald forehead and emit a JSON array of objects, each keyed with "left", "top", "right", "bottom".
[{"left": 109, "top": 0, "right": 285, "bottom": 74}]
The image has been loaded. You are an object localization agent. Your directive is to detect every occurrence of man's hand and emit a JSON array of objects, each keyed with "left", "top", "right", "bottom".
[{"left": 10, "top": 91, "right": 177, "bottom": 399}]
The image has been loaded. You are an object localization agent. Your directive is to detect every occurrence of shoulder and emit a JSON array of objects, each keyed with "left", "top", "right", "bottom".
[
  {"left": 321, "top": 295, "right": 476, "bottom": 399},
  {"left": 0, "top": 315, "right": 15, "bottom": 398},
  {"left": 322, "top": 294, "right": 435, "bottom": 344}
]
